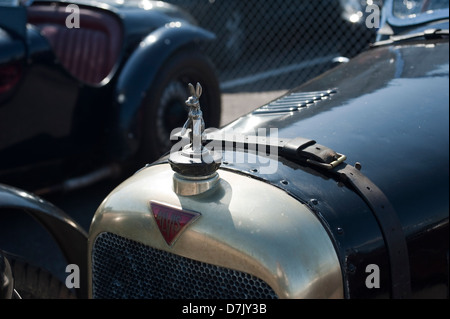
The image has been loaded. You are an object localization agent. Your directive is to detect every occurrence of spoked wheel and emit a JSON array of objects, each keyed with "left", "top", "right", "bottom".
[
  {"left": 137, "top": 47, "right": 222, "bottom": 164},
  {"left": 155, "top": 80, "right": 191, "bottom": 152}
]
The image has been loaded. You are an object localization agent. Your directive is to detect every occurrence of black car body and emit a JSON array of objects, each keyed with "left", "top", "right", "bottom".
[{"left": 0, "top": 0, "right": 221, "bottom": 194}]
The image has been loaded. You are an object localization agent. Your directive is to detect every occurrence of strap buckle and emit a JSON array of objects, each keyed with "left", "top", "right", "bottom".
[{"left": 306, "top": 152, "right": 347, "bottom": 170}]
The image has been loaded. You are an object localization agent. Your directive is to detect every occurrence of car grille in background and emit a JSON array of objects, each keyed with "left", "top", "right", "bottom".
[
  {"left": 252, "top": 89, "right": 337, "bottom": 114},
  {"left": 92, "top": 232, "right": 278, "bottom": 299}
]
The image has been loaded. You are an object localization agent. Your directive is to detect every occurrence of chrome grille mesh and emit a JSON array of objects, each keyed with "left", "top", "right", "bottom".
[{"left": 92, "top": 232, "right": 278, "bottom": 299}]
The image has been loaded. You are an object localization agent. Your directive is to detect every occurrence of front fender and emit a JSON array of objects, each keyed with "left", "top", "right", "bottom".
[
  {"left": 0, "top": 184, "right": 88, "bottom": 298},
  {"left": 0, "top": 28, "right": 25, "bottom": 65},
  {"left": 111, "top": 23, "right": 216, "bottom": 160}
]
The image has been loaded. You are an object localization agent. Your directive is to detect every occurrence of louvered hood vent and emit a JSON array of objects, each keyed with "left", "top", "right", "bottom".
[{"left": 253, "top": 89, "right": 337, "bottom": 114}]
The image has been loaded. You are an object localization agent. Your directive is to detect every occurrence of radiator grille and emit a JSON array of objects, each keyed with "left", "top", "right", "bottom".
[{"left": 92, "top": 232, "right": 278, "bottom": 299}]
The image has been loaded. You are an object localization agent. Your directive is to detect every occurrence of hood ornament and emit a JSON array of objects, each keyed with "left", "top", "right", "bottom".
[
  {"left": 168, "top": 82, "right": 221, "bottom": 196},
  {"left": 180, "top": 82, "right": 206, "bottom": 154}
]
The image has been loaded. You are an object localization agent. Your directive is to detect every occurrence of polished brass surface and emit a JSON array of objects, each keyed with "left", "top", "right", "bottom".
[
  {"left": 88, "top": 163, "right": 343, "bottom": 299},
  {"left": 173, "top": 172, "right": 220, "bottom": 196}
]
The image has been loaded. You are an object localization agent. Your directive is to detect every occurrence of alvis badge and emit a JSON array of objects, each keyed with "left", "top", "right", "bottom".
[{"left": 150, "top": 200, "right": 201, "bottom": 246}]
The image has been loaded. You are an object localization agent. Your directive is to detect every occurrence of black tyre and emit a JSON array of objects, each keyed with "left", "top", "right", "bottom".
[
  {"left": 6, "top": 254, "right": 76, "bottom": 299},
  {"left": 137, "top": 47, "right": 222, "bottom": 164}
]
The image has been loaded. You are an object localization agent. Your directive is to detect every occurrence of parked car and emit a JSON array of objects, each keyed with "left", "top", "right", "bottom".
[
  {"left": 0, "top": 0, "right": 222, "bottom": 195},
  {"left": 0, "top": 182, "right": 88, "bottom": 299},
  {"left": 1, "top": 0, "right": 448, "bottom": 301}
]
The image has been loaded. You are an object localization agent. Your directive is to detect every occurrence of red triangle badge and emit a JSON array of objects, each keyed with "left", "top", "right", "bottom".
[{"left": 150, "top": 201, "right": 201, "bottom": 246}]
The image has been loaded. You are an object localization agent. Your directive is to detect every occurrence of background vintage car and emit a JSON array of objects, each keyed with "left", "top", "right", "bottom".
[
  {"left": 0, "top": 0, "right": 222, "bottom": 194},
  {"left": 165, "top": 0, "right": 381, "bottom": 94}
]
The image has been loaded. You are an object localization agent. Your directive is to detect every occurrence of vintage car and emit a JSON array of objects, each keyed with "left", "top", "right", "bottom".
[
  {"left": 0, "top": 0, "right": 221, "bottom": 194},
  {"left": 1, "top": 0, "right": 448, "bottom": 301},
  {"left": 86, "top": 0, "right": 449, "bottom": 300}
]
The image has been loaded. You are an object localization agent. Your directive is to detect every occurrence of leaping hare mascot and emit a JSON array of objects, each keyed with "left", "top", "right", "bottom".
[{"left": 180, "top": 82, "right": 205, "bottom": 153}]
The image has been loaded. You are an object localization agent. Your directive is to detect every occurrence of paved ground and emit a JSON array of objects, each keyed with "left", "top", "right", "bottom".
[{"left": 220, "top": 90, "right": 287, "bottom": 126}]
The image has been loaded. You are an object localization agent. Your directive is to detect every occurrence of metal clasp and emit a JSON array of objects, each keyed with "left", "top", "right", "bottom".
[{"left": 306, "top": 153, "right": 347, "bottom": 170}]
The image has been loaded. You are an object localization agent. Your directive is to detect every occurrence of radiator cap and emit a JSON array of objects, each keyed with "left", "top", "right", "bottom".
[{"left": 168, "top": 82, "right": 221, "bottom": 196}]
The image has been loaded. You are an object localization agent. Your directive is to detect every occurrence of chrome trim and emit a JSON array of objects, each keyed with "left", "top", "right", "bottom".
[
  {"left": 173, "top": 172, "right": 220, "bottom": 196},
  {"left": 88, "top": 163, "right": 343, "bottom": 299}
]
